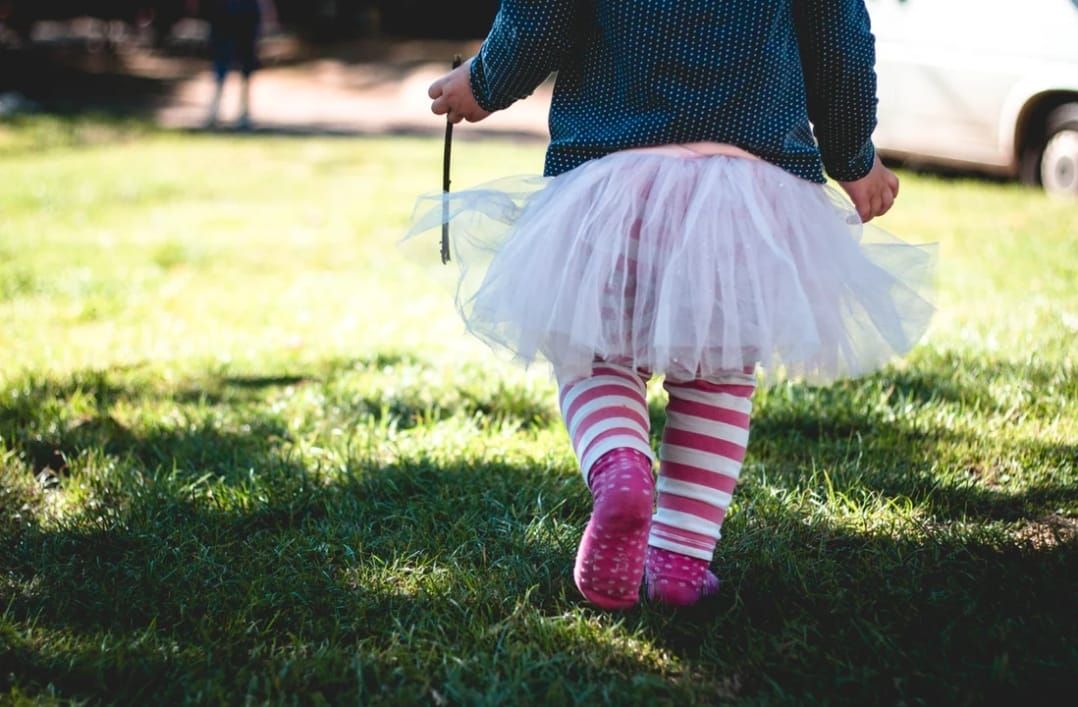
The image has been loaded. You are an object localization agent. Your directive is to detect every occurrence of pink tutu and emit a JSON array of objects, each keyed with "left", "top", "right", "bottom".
[{"left": 407, "top": 148, "right": 935, "bottom": 383}]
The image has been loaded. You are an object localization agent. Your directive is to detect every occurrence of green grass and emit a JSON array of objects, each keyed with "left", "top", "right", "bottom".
[{"left": 1, "top": 115, "right": 1075, "bottom": 705}]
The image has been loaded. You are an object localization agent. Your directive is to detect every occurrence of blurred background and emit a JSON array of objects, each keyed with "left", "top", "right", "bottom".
[
  {"left": 0, "top": 0, "right": 1076, "bottom": 194},
  {"left": 0, "top": 1, "right": 553, "bottom": 137}
]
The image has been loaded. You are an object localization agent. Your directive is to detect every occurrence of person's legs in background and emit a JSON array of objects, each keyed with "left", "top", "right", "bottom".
[
  {"left": 206, "top": 9, "right": 260, "bottom": 129},
  {"left": 206, "top": 31, "right": 231, "bottom": 127},
  {"left": 646, "top": 370, "right": 756, "bottom": 606},
  {"left": 235, "top": 17, "right": 259, "bottom": 129}
]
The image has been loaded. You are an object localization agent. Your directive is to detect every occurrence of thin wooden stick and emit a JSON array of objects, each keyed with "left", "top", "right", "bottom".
[{"left": 441, "top": 55, "right": 463, "bottom": 265}]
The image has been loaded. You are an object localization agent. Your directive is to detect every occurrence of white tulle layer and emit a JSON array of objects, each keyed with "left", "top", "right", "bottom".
[{"left": 407, "top": 151, "right": 935, "bottom": 383}]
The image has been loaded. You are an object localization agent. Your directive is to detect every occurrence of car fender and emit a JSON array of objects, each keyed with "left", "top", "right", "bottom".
[{"left": 998, "top": 71, "right": 1078, "bottom": 165}]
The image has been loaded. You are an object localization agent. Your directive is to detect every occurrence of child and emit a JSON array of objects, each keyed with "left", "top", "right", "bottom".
[
  {"left": 204, "top": 0, "right": 276, "bottom": 129},
  {"left": 412, "top": 0, "right": 934, "bottom": 609}
]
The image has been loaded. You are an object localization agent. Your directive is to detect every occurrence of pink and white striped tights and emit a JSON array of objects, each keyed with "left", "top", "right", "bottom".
[{"left": 559, "top": 363, "right": 755, "bottom": 609}]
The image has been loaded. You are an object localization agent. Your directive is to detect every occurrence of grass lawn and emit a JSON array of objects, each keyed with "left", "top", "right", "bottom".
[{"left": 1, "top": 115, "right": 1076, "bottom": 705}]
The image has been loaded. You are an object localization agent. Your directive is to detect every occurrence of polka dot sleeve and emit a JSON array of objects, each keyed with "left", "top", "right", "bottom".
[
  {"left": 793, "top": 0, "right": 879, "bottom": 181},
  {"left": 464, "top": 1, "right": 883, "bottom": 183},
  {"left": 469, "top": 1, "right": 581, "bottom": 113}
]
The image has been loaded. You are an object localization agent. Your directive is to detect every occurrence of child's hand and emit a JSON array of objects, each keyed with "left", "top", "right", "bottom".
[
  {"left": 428, "top": 58, "right": 492, "bottom": 125},
  {"left": 837, "top": 156, "right": 900, "bottom": 223}
]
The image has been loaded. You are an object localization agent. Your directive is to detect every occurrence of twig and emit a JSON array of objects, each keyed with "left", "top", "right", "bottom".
[{"left": 441, "top": 55, "right": 462, "bottom": 265}]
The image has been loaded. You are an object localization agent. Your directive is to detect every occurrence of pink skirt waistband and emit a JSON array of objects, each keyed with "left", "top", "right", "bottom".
[{"left": 625, "top": 142, "right": 759, "bottom": 161}]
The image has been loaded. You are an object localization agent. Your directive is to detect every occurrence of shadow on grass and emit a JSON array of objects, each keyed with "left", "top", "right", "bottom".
[
  {"left": 648, "top": 359, "right": 1076, "bottom": 529},
  {"left": 1, "top": 367, "right": 298, "bottom": 480},
  {"left": 0, "top": 45, "right": 180, "bottom": 115},
  {"left": 4, "top": 445, "right": 1075, "bottom": 704},
  {"left": 633, "top": 517, "right": 1076, "bottom": 705},
  {"left": 0, "top": 354, "right": 554, "bottom": 480},
  {"left": 1, "top": 443, "right": 602, "bottom": 702},
  {"left": 747, "top": 418, "right": 1077, "bottom": 524},
  {"left": 718, "top": 353, "right": 1073, "bottom": 524},
  {"left": 2, "top": 356, "right": 1075, "bottom": 703}
]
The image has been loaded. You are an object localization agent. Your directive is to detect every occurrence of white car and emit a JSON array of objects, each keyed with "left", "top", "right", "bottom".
[{"left": 869, "top": 0, "right": 1078, "bottom": 197}]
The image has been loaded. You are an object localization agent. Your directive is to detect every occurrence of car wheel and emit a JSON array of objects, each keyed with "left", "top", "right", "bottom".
[{"left": 1040, "top": 103, "right": 1078, "bottom": 198}]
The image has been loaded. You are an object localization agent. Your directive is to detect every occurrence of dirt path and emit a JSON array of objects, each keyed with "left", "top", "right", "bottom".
[
  {"left": 1, "top": 34, "right": 551, "bottom": 140},
  {"left": 155, "top": 37, "right": 552, "bottom": 140}
]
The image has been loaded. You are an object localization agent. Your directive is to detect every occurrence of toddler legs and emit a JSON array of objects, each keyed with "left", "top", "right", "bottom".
[
  {"left": 559, "top": 364, "right": 655, "bottom": 609},
  {"left": 558, "top": 364, "right": 755, "bottom": 609},
  {"left": 646, "top": 373, "right": 755, "bottom": 605}
]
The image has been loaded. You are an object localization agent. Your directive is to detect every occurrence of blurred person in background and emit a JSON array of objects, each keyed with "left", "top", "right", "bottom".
[{"left": 202, "top": 0, "right": 276, "bottom": 129}]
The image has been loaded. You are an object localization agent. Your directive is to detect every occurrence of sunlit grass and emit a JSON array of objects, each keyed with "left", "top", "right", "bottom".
[{"left": 1, "top": 116, "right": 1075, "bottom": 704}]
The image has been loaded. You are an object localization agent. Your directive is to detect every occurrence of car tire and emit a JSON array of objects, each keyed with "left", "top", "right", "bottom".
[{"left": 1040, "top": 103, "right": 1078, "bottom": 199}]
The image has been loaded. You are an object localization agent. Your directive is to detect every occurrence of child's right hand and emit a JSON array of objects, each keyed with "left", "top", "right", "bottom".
[
  {"left": 428, "top": 58, "right": 492, "bottom": 125},
  {"left": 837, "top": 156, "right": 899, "bottom": 223}
]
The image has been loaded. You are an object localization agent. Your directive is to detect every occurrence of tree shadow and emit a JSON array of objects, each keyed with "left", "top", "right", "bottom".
[
  {"left": 637, "top": 355, "right": 1077, "bottom": 700},
  {"left": 2, "top": 355, "right": 1075, "bottom": 703},
  {"left": 0, "top": 354, "right": 554, "bottom": 482},
  {"left": 2, "top": 434, "right": 610, "bottom": 702},
  {"left": 644, "top": 355, "right": 1076, "bottom": 525},
  {"left": 1, "top": 366, "right": 298, "bottom": 481},
  {"left": 0, "top": 43, "right": 186, "bottom": 116},
  {"left": 5, "top": 436, "right": 1073, "bottom": 704},
  {"left": 625, "top": 508, "right": 1076, "bottom": 705}
]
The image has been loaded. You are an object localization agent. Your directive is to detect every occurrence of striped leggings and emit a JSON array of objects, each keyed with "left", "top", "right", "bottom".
[{"left": 559, "top": 363, "right": 754, "bottom": 561}]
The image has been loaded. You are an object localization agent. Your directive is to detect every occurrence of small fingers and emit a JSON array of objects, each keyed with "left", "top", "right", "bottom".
[
  {"left": 431, "top": 95, "right": 449, "bottom": 116},
  {"left": 427, "top": 79, "right": 444, "bottom": 100},
  {"left": 857, "top": 196, "right": 878, "bottom": 223},
  {"left": 879, "top": 191, "right": 895, "bottom": 216},
  {"left": 868, "top": 194, "right": 884, "bottom": 222},
  {"left": 853, "top": 195, "right": 871, "bottom": 223}
]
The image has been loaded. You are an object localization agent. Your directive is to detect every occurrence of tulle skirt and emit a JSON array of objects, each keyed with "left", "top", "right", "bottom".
[{"left": 406, "top": 148, "right": 935, "bottom": 383}]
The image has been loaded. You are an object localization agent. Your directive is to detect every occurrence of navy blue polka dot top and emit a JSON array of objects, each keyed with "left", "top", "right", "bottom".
[{"left": 469, "top": 0, "right": 879, "bottom": 183}]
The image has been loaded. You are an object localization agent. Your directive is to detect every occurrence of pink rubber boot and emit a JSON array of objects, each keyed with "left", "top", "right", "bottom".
[{"left": 573, "top": 448, "right": 655, "bottom": 610}]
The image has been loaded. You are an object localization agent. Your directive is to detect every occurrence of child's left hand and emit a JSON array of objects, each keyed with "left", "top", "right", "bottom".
[{"left": 428, "top": 58, "right": 492, "bottom": 124}]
